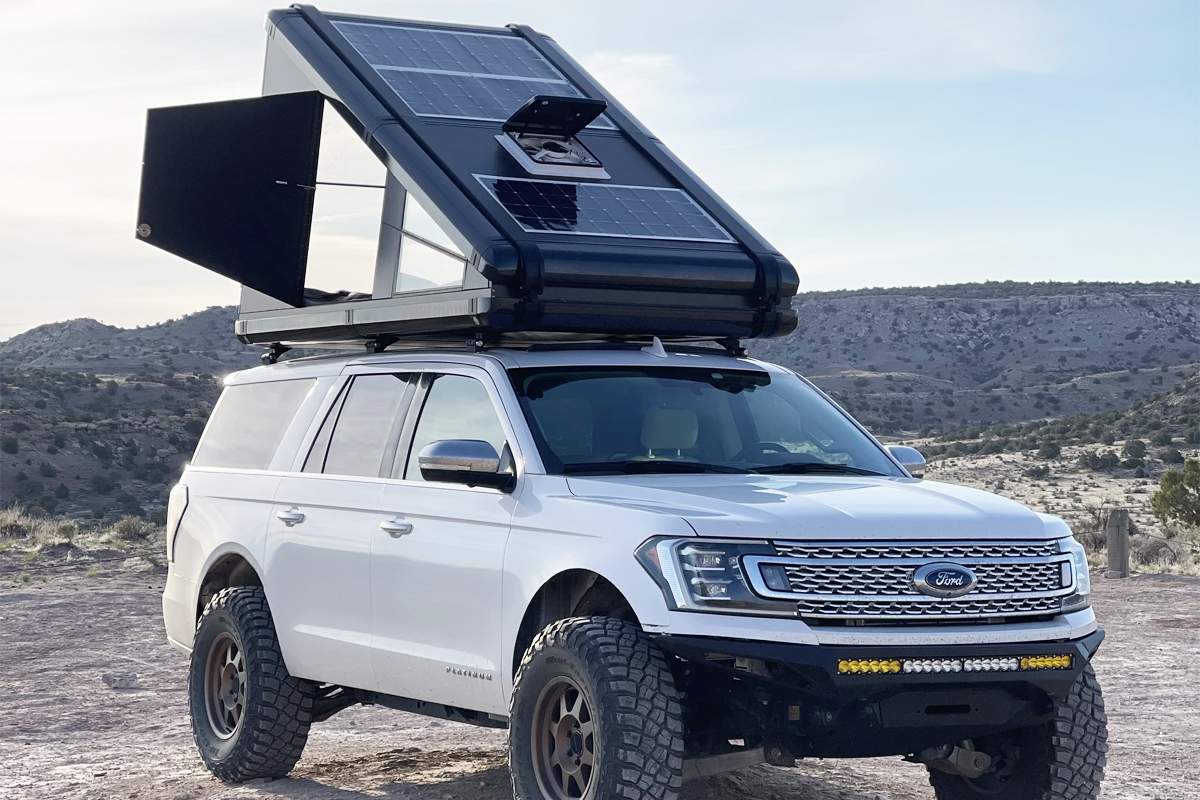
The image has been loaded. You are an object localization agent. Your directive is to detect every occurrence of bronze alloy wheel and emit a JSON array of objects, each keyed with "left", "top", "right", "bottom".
[
  {"left": 203, "top": 631, "right": 247, "bottom": 739},
  {"left": 531, "top": 675, "right": 599, "bottom": 799}
]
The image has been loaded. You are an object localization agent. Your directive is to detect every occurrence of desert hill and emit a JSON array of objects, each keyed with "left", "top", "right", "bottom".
[
  {"left": 1, "top": 281, "right": 1197, "bottom": 521},
  {"left": 753, "top": 281, "right": 1198, "bottom": 433}
]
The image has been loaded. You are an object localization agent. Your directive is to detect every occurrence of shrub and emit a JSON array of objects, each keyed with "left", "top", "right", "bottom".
[
  {"left": 1037, "top": 442, "right": 1061, "bottom": 460},
  {"left": 1122, "top": 439, "right": 1147, "bottom": 460},
  {"left": 0, "top": 436, "right": 18, "bottom": 455},
  {"left": 90, "top": 474, "right": 115, "bottom": 494},
  {"left": 1079, "top": 450, "right": 1120, "bottom": 471},
  {"left": 110, "top": 515, "right": 156, "bottom": 542},
  {"left": 1152, "top": 459, "right": 1200, "bottom": 527},
  {"left": 1162, "top": 448, "right": 1186, "bottom": 465}
]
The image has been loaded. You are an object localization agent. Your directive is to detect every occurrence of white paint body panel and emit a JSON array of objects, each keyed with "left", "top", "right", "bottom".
[
  {"left": 164, "top": 348, "right": 1099, "bottom": 715},
  {"left": 265, "top": 474, "right": 380, "bottom": 689},
  {"left": 372, "top": 479, "right": 513, "bottom": 712}
]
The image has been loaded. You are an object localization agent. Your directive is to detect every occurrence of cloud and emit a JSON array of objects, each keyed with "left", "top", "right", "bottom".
[
  {"left": 741, "top": 0, "right": 1065, "bottom": 83},
  {"left": 578, "top": 50, "right": 895, "bottom": 248}
]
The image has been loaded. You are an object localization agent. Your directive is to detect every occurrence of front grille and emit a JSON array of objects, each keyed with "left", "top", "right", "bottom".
[
  {"left": 780, "top": 561, "right": 1063, "bottom": 596},
  {"left": 752, "top": 539, "right": 1073, "bottom": 624}
]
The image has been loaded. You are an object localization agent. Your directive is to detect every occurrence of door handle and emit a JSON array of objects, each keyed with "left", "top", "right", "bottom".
[
  {"left": 275, "top": 507, "right": 306, "bottom": 527},
  {"left": 380, "top": 518, "right": 414, "bottom": 538}
]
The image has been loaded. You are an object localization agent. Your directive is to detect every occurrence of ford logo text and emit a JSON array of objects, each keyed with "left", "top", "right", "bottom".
[{"left": 912, "top": 562, "right": 978, "bottom": 598}]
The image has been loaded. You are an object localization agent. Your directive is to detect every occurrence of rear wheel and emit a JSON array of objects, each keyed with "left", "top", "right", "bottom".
[
  {"left": 510, "top": 617, "right": 685, "bottom": 800},
  {"left": 189, "top": 587, "right": 315, "bottom": 782},
  {"left": 928, "top": 665, "right": 1107, "bottom": 800}
]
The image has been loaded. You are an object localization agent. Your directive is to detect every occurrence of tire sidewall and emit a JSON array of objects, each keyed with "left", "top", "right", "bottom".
[
  {"left": 189, "top": 604, "right": 250, "bottom": 767},
  {"left": 510, "top": 642, "right": 608, "bottom": 800}
]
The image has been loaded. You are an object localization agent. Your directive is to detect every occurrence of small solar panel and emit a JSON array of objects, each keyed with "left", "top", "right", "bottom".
[
  {"left": 332, "top": 20, "right": 614, "bottom": 128},
  {"left": 476, "top": 176, "right": 734, "bottom": 243},
  {"left": 378, "top": 71, "right": 585, "bottom": 122},
  {"left": 335, "top": 21, "right": 561, "bottom": 79}
]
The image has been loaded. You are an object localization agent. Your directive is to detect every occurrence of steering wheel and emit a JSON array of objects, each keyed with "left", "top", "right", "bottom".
[{"left": 739, "top": 441, "right": 790, "bottom": 459}]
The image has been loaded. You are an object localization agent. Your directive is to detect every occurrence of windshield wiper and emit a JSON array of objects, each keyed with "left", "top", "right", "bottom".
[
  {"left": 562, "top": 461, "right": 750, "bottom": 476},
  {"left": 752, "top": 462, "right": 886, "bottom": 476}
]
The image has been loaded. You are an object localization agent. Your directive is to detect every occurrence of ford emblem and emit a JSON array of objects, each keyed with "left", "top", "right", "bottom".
[{"left": 912, "top": 562, "right": 978, "bottom": 598}]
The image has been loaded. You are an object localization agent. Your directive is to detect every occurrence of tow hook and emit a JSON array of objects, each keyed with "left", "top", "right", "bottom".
[{"left": 917, "top": 741, "right": 993, "bottom": 779}]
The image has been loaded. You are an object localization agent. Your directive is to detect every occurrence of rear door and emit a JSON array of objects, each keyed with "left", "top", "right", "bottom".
[
  {"left": 370, "top": 367, "right": 518, "bottom": 713},
  {"left": 265, "top": 372, "right": 414, "bottom": 689}
]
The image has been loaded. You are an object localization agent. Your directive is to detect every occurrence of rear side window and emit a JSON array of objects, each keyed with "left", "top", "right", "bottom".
[
  {"left": 315, "top": 374, "right": 411, "bottom": 478},
  {"left": 192, "top": 379, "right": 315, "bottom": 470}
]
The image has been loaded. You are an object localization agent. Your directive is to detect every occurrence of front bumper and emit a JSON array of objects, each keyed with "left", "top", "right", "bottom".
[
  {"left": 652, "top": 627, "right": 1104, "bottom": 758},
  {"left": 655, "top": 627, "right": 1103, "bottom": 698}
]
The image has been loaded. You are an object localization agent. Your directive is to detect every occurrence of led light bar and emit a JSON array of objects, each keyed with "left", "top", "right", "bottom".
[
  {"left": 905, "top": 658, "right": 965, "bottom": 674},
  {"left": 837, "top": 659, "right": 902, "bottom": 674},
  {"left": 1020, "top": 654, "right": 1073, "bottom": 670},
  {"left": 836, "top": 654, "right": 1074, "bottom": 676},
  {"left": 962, "top": 658, "right": 1020, "bottom": 672}
]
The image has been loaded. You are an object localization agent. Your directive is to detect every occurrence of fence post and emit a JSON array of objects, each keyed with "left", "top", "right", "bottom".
[{"left": 1105, "top": 508, "right": 1130, "bottom": 579}]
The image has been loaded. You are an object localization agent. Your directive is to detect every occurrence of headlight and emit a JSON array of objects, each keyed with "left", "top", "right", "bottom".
[
  {"left": 1058, "top": 536, "right": 1091, "bottom": 612},
  {"left": 635, "top": 537, "right": 794, "bottom": 615}
]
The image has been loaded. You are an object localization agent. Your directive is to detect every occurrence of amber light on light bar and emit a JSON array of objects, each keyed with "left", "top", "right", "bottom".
[
  {"left": 1020, "top": 654, "right": 1073, "bottom": 670},
  {"left": 837, "top": 654, "right": 1074, "bottom": 675},
  {"left": 837, "top": 659, "right": 902, "bottom": 674}
]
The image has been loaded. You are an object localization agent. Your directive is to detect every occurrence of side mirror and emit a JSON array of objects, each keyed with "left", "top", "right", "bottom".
[
  {"left": 418, "top": 439, "right": 515, "bottom": 491},
  {"left": 886, "top": 445, "right": 926, "bottom": 478}
]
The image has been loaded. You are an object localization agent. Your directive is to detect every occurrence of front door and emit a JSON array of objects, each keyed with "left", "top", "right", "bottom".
[
  {"left": 371, "top": 369, "right": 517, "bottom": 714},
  {"left": 265, "top": 372, "right": 413, "bottom": 690}
]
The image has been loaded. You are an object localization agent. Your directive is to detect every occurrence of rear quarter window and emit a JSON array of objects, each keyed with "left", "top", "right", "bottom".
[{"left": 192, "top": 379, "right": 315, "bottom": 470}]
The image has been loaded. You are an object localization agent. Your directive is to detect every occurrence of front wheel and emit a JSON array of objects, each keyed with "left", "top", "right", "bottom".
[
  {"left": 189, "top": 586, "right": 315, "bottom": 782},
  {"left": 509, "top": 617, "right": 685, "bottom": 800},
  {"left": 928, "top": 664, "right": 1108, "bottom": 800}
]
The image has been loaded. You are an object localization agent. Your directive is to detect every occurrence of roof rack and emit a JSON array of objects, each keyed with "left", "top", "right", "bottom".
[
  {"left": 260, "top": 332, "right": 748, "bottom": 364},
  {"left": 136, "top": 6, "right": 798, "bottom": 354}
]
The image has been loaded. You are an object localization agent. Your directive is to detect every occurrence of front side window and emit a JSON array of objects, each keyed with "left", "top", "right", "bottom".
[
  {"left": 509, "top": 367, "right": 901, "bottom": 477},
  {"left": 403, "top": 374, "right": 508, "bottom": 481}
]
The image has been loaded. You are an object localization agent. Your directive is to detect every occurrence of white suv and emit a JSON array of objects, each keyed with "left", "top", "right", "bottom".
[{"left": 163, "top": 344, "right": 1106, "bottom": 800}]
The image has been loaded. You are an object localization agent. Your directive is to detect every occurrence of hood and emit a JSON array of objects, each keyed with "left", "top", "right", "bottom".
[{"left": 565, "top": 475, "right": 1053, "bottom": 540}]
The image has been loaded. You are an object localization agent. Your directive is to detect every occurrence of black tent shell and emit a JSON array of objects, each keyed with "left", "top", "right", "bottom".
[{"left": 136, "top": 6, "right": 799, "bottom": 350}]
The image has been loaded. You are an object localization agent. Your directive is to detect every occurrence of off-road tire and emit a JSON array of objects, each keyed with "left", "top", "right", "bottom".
[
  {"left": 510, "top": 616, "right": 685, "bottom": 800},
  {"left": 928, "top": 664, "right": 1107, "bottom": 800},
  {"left": 189, "top": 586, "right": 315, "bottom": 782}
]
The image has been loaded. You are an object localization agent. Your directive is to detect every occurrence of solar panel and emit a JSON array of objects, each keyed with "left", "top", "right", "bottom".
[
  {"left": 475, "top": 176, "right": 734, "bottom": 243},
  {"left": 378, "top": 71, "right": 586, "bottom": 122},
  {"left": 335, "top": 21, "right": 560, "bottom": 79},
  {"left": 333, "top": 21, "right": 614, "bottom": 127}
]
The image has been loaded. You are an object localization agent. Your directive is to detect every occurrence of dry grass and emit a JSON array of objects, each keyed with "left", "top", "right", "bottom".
[{"left": 0, "top": 504, "right": 162, "bottom": 563}]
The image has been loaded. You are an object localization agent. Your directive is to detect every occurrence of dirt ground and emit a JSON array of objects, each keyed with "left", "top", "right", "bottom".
[{"left": 1, "top": 561, "right": 1197, "bottom": 800}]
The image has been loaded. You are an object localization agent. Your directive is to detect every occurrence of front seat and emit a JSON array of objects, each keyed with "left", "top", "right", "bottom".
[{"left": 640, "top": 407, "right": 699, "bottom": 458}]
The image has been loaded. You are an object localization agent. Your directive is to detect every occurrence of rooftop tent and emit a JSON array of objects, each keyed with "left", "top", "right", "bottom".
[{"left": 135, "top": 5, "right": 799, "bottom": 351}]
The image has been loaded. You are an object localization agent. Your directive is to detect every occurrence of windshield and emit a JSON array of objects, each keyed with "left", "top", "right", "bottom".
[{"left": 508, "top": 366, "right": 902, "bottom": 477}]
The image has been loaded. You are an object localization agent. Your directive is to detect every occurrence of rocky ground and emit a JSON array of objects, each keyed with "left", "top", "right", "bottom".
[{"left": 0, "top": 557, "right": 1197, "bottom": 800}]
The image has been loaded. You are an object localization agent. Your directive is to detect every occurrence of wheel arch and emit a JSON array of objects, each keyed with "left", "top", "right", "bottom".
[
  {"left": 194, "top": 544, "right": 266, "bottom": 622},
  {"left": 511, "top": 569, "right": 639, "bottom": 680}
]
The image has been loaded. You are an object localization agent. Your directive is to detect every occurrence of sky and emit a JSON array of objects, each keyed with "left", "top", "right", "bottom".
[{"left": 0, "top": 0, "right": 1197, "bottom": 339}]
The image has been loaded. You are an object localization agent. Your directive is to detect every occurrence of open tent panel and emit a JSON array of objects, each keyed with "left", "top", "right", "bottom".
[{"left": 136, "top": 5, "right": 799, "bottom": 349}]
